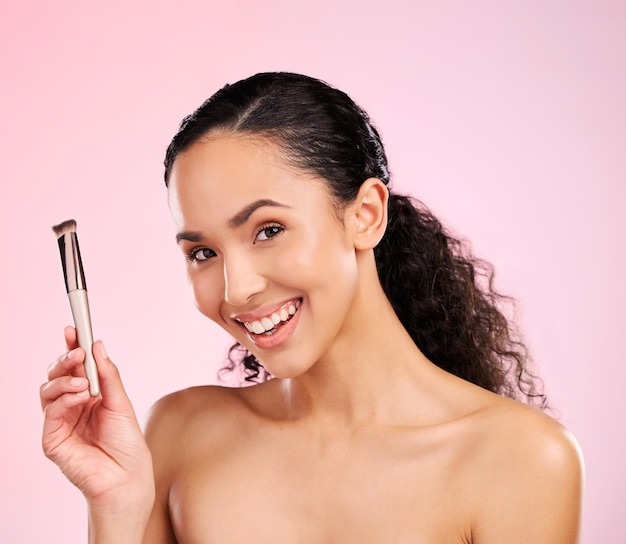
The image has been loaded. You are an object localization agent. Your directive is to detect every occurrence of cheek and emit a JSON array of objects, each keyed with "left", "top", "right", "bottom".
[
  {"left": 286, "top": 225, "right": 359, "bottom": 299},
  {"left": 189, "top": 269, "right": 224, "bottom": 322}
]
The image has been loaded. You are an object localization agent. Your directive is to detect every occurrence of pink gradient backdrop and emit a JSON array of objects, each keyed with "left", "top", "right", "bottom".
[{"left": 1, "top": 0, "right": 623, "bottom": 541}]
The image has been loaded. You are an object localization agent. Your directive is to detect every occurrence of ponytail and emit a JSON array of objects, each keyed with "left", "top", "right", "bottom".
[{"left": 375, "top": 193, "right": 545, "bottom": 406}]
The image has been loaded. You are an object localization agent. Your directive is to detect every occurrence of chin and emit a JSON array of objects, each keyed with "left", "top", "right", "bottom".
[{"left": 253, "top": 353, "right": 316, "bottom": 380}]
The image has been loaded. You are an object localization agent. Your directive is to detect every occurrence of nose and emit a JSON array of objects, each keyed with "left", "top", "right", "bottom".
[{"left": 223, "top": 253, "right": 267, "bottom": 307}]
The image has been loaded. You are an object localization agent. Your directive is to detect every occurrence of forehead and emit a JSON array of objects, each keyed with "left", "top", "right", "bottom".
[
  {"left": 167, "top": 133, "right": 330, "bottom": 229},
  {"left": 170, "top": 133, "right": 285, "bottom": 192}
]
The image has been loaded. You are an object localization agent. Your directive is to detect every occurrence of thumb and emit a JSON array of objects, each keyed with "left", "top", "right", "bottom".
[{"left": 92, "top": 341, "right": 135, "bottom": 414}]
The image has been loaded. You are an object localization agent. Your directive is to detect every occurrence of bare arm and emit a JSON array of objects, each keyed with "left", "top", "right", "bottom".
[{"left": 141, "top": 396, "right": 182, "bottom": 544}]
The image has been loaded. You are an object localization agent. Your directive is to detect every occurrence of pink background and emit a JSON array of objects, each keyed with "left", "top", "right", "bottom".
[{"left": 1, "top": 0, "right": 624, "bottom": 541}]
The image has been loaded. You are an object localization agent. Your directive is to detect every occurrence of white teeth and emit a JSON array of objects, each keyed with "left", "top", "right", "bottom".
[
  {"left": 240, "top": 299, "right": 302, "bottom": 335},
  {"left": 250, "top": 321, "right": 266, "bottom": 334}
]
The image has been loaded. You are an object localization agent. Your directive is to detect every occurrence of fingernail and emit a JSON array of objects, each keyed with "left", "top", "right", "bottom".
[
  {"left": 100, "top": 343, "right": 108, "bottom": 359},
  {"left": 67, "top": 349, "right": 76, "bottom": 360},
  {"left": 76, "top": 389, "right": 90, "bottom": 398},
  {"left": 70, "top": 377, "right": 86, "bottom": 387}
]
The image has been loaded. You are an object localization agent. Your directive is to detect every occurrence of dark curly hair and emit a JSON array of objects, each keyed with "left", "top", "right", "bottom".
[{"left": 164, "top": 72, "right": 546, "bottom": 407}]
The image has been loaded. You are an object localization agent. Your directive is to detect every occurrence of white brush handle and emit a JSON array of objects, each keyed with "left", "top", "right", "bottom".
[{"left": 68, "top": 289, "right": 100, "bottom": 397}]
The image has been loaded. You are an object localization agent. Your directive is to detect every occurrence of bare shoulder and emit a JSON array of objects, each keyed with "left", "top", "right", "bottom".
[
  {"left": 145, "top": 384, "right": 247, "bottom": 426},
  {"left": 143, "top": 380, "right": 280, "bottom": 463},
  {"left": 471, "top": 396, "right": 582, "bottom": 468},
  {"left": 463, "top": 396, "right": 584, "bottom": 543},
  {"left": 145, "top": 385, "right": 255, "bottom": 452}
]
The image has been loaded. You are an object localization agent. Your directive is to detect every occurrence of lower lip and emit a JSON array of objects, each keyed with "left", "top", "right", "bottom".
[{"left": 243, "top": 302, "right": 302, "bottom": 350}]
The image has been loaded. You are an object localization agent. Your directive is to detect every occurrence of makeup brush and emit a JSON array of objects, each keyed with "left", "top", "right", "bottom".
[{"left": 52, "top": 219, "right": 100, "bottom": 397}]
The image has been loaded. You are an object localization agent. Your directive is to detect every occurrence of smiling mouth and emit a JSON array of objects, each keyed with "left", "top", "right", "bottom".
[{"left": 235, "top": 299, "right": 302, "bottom": 336}]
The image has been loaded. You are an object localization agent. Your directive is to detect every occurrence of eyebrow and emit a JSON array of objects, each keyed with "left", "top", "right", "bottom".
[
  {"left": 176, "top": 230, "right": 204, "bottom": 243},
  {"left": 175, "top": 198, "right": 290, "bottom": 244},
  {"left": 228, "top": 198, "right": 290, "bottom": 228}
]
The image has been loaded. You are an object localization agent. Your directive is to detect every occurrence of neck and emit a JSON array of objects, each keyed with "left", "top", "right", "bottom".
[{"left": 278, "top": 252, "right": 438, "bottom": 428}]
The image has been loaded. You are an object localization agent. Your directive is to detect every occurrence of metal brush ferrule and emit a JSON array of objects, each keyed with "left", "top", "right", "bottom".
[{"left": 58, "top": 232, "right": 87, "bottom": 292}]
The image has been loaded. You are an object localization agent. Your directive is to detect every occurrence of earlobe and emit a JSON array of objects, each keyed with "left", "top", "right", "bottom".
[{"left": 352, "top": 178, "right": 388, "bottom": 251}]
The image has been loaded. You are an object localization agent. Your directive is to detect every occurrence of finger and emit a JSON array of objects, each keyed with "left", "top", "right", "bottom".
[
  {"left": 41, "top": 390, "right": 92, "bottom": 459},
  {"left": 40, "top": 376, "right": 89, "bottom": 411},
  {"left": 92, "top": 341, "right": 136, "bottom": 414},
  {"left": 47, "top": 347, "right": 87, "bottom": 381},
  {"left": 64, "top": 326, "right": 78, "bottom": 352}
]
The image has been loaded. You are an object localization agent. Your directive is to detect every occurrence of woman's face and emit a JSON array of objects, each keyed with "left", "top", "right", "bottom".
[{"left": 167, "top": 134, "right": 362, "bottom": 378}]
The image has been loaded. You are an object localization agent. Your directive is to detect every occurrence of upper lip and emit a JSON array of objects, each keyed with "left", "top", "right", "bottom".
[{"left": 231, "top": 297, "right": 302, "bottom": 323}]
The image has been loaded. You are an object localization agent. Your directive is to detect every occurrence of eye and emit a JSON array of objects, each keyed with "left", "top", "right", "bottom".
[
  {"left": 255, "top": 224, "right": 284, "bottom": 243},
  {"left": 187, "top": 247, "right": 216, "bottom": 263}
]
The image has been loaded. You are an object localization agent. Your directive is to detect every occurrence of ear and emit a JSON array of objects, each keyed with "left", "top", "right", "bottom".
[{"left": 349, "top": 178, "right": 388, "bottom": 251}]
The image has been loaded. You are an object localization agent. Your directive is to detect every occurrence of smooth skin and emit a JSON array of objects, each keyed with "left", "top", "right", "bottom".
[{"left": 42, "top": 134, "right": 583, "bottom": 543}]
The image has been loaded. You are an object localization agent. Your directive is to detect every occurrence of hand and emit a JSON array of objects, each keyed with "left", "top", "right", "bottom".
[{"left": 40, "top": 327, "right": 155, "bottom": 512}]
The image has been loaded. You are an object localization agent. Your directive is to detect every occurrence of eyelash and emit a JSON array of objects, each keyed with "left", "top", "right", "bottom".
[
  {"left": 185, "top": 223, "right": 285, "bottom": 263},
  {"left": 254, "top": 223, "right": 285, "bottom": 243},
  {"left": 186, "top": 247, "right": 216, "bottom": 263}
]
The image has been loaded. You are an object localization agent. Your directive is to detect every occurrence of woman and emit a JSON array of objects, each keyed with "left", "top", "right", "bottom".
[{"left": 41, "top": 72, "right": 583, "bottom": 543}]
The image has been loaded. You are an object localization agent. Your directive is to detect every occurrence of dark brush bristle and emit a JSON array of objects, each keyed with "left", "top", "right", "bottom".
[{"left": 51, "top": 219, "right": 77, "bottom": 237}]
